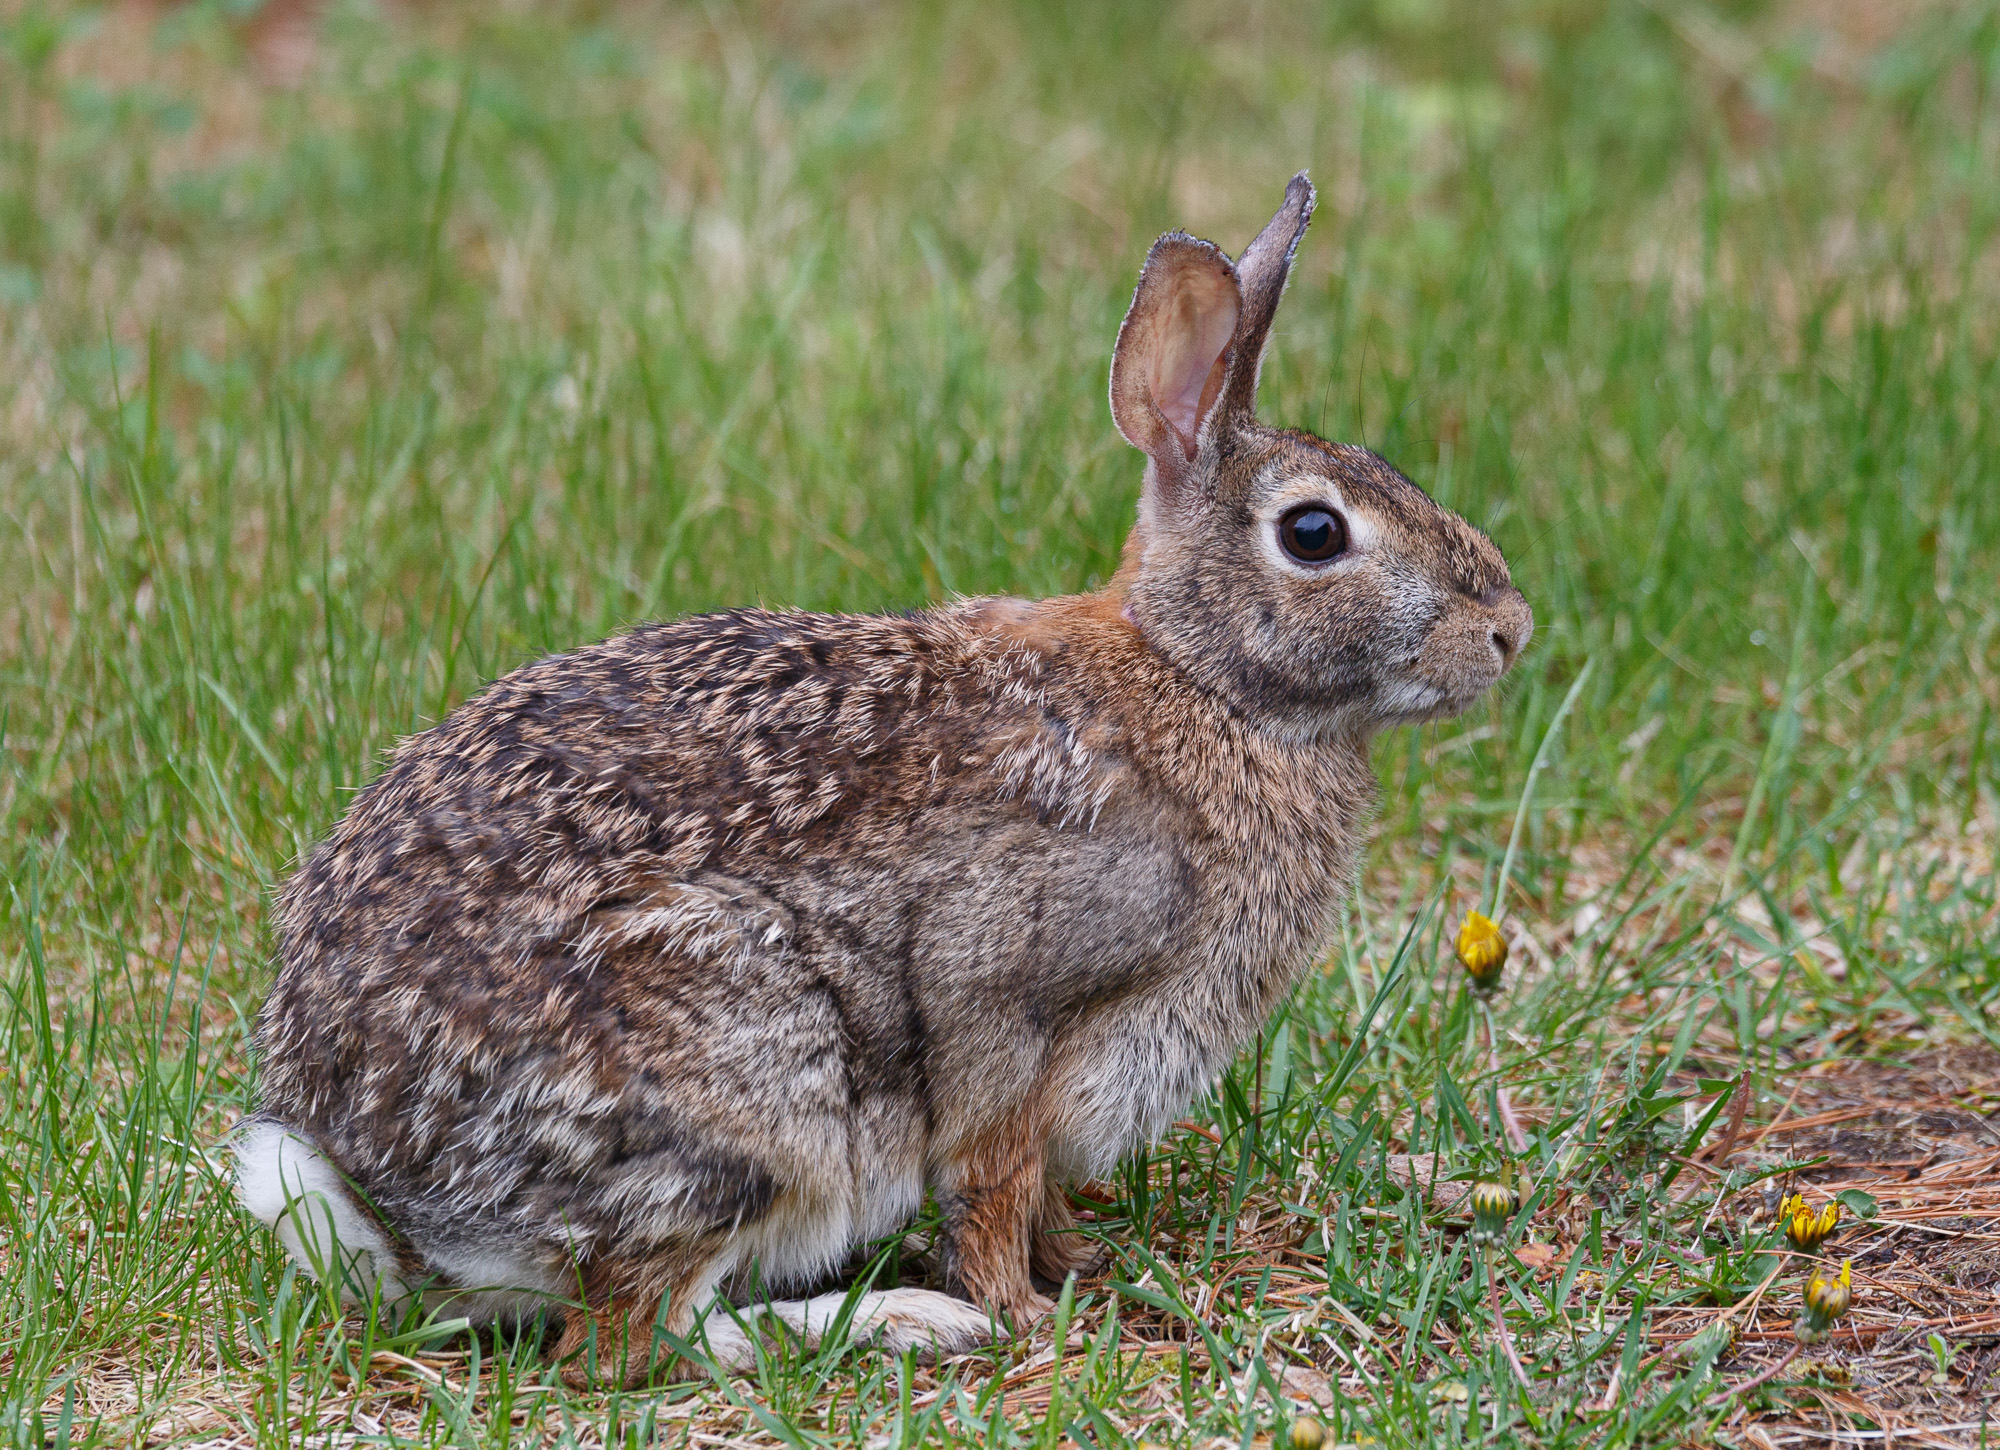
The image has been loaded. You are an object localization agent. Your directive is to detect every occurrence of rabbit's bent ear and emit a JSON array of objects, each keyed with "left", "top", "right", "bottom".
[
  {"left": 1110, "top": 234, "right": 1241, "bottom": 494},
  {"left": 1218, "top": 173, "right": 1315, "bottom": 422}
]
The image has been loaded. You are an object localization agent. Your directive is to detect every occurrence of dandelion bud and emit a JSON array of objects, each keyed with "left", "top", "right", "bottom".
[
  {"left": 1455, "top": 911, "right": 1508, "bottom": 995},
  {"left": 1288, "top": 1416, "right": 1326, "bottom": 1450},
  {"left": 1796, "top": 1260, "right": 1852, "bottom": 1344},
  {"left": 1469, "top": 1179, "right": 1519, "bottom": 1248},
  {"left": 1779, "top": 1192, "right": 1840, "bottom": 1255}
]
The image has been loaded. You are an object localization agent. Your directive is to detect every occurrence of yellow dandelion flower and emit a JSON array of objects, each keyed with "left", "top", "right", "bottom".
[
  {"left": 1796, "top": 1260, "right": 1852, "bottom": 1344},
  {"left": 1456, "top": 911, "right": 1508, "bottom": 995},
  {"left": 1779, "top": 1192, "right": 1840, "bottom": 1255}
]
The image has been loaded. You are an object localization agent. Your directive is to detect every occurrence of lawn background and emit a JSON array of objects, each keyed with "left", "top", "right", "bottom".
[{"left": 4, "top": 1, "right": 1999, "bottom": 1445}]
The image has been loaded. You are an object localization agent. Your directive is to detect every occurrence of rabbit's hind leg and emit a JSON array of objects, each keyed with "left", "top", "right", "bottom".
[
  {"left": 556, "top": 1264, "right": 998, "bottom": 1385},
  {"left": 554, "top": 1241, "right": 733, "bottom": 1390}
]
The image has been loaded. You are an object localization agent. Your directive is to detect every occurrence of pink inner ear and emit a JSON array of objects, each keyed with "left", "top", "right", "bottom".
[{"left": 1151, "top": 276, "right": 1239, "bottom": 459}]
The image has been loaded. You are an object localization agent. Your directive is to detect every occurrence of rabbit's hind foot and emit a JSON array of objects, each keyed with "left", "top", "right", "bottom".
[
  {"left": 699, "top": 1288, "right": 999, "bottom": 1371},
  {"left": 557, "top": 1278, "right": 1000, "bottom": 1388}
]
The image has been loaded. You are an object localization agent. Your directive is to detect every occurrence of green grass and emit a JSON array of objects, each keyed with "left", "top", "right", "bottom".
[{"left": 4, "top": 0, "right": 2000, "bottom": 1444}]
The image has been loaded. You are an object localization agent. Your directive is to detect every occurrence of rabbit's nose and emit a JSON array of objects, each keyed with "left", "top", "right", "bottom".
[{"left": 1484, "top": 589, "right": 1534, "bottom": 672}]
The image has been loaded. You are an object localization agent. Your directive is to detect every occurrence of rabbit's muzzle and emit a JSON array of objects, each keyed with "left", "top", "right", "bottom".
[{"left": 1406, "top": 583, "right": 1535, "bottom": 718}]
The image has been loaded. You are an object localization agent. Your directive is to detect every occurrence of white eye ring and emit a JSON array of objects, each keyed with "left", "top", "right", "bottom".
[{"left": 1254, "top": 470, "right": 1376, "bottom": 578}]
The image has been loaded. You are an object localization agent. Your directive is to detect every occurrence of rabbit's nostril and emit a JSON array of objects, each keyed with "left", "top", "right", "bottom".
[{"left": 1491, "top": 630, "right": 1514, "bottom": 665}]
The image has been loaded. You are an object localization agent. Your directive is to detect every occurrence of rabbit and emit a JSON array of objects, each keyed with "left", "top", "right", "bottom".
[{"left": 236, "top": 172, "right": 1533, "bottom": 1387}]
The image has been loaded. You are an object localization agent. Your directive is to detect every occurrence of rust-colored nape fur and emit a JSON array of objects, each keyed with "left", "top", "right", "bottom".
[{"left": 236, "top": 173, "right": 1531, "bottom": 1386}]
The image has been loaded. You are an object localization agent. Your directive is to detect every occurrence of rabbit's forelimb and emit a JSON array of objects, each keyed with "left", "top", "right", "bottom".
[{"left": 938, "top": 1118, "right": 1058, "bottom": 1327}]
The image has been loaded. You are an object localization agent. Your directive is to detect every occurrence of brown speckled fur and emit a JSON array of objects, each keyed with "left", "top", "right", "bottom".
[{"left": 241, "top": 174, "right": 1533, "bottom": 1385}]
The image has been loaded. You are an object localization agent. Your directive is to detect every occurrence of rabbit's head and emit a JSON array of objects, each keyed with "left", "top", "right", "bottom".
[{"left": 1110, "top": 175, "right": 1532, "bottom": 740}]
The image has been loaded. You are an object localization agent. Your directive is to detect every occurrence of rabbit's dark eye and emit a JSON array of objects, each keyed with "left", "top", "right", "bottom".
[{"left": 1279, "top": 505, "right": 1347, "bottom": 564}]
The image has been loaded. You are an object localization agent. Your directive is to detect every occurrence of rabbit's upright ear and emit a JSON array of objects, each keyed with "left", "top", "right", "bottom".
[
  {"left": 1109, "top": 234, "right": 1241, "bottom": 501},
  {"left": 1218, "top": 172, "right": 1315, "bottom": 422},
  {"left": 1110, "top": 176, "right": 1317, "bottom": 509}
]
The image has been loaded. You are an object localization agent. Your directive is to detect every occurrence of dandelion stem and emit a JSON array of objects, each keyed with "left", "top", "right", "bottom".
[
  {"left": 1482, "top": 1004, "right": 1530, "bottom": 1154},
  {"left": 1495, "top": 1088, "right": 1530, "bottom": 1156},
  {"left": 1486, "top": 1251, "right": 1533, "bottom": 1391},
  {"left": 1721, "top": 1343, "right": 1801, "bottom": 1400}
]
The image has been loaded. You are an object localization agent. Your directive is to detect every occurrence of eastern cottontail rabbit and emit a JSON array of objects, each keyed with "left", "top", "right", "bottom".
[{"left": 237, "top": 174, "right": 1532, "bottom": 1385}]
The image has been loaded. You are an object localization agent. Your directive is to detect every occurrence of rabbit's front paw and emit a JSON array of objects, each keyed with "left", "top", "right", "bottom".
[
  {"left": 1033, "top": 1234, "right": 1109, "bottom": 1283},
  {"left": 998, "top": 1287, "right": 1056, "bottom": 1331}
]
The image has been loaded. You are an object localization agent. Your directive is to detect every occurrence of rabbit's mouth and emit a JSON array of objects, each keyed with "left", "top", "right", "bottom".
[
  {"left": 1374, "top": 642, "right": 1521, "bottom": 723},
  {"left": 1374, "top": 678, "right": 1487, "bottom": 727}
]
